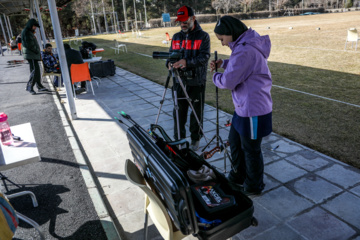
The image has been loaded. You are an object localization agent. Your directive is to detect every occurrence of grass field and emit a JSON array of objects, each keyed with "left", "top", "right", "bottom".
[{"left": 67, "top": 11, "right": 360, "bottom": 168}]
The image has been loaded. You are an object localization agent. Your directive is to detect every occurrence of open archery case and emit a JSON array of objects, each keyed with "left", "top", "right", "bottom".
[{"left": 126, "top": 121, "right": 257, "bottom": 240}]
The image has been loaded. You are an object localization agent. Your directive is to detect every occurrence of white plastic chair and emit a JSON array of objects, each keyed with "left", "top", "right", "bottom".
[
  {"left": 344, "top": 28, "right": 360, "bottom": 50},
  {"left": 125, "top": 159, "right": 187, "bottom": 240},
  {"left": 40, "top": 62, "right": 62, "bottom": 89},
  {"left": 111, "top": 39, "right": 127, "bottom": 54}
]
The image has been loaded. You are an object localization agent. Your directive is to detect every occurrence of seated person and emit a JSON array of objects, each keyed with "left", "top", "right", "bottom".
[
  {"left": 10, "top": 36, "right": 18, "bottom": 50},
  {"left": 41, "top": 43, "right": 60, "bottom": 73},
  {"left": 16, "top": 34, "right": 22, "bottom": 55},
  {"left": 41, "top": 43, "right": 62, "bottom": 87},
  {"left": 64, "top": 43, "right": 86, "bottom": 94}
]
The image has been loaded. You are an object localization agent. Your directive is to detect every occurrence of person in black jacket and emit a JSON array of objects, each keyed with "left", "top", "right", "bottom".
[
  {"left": 22, "top": 19, "right": 49, "bottom": 95},
  {"left": 167, "top": 5, "right": 210, "bottom": 150},
  {"left": 64, "top": 43, "right": 86, "bottom": 94}
]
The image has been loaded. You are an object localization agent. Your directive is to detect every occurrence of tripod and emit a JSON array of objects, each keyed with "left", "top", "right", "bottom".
[
  {"left": 0, "top": 172, "right": 23, "bottom": 192},
  {"left": 201, "top": 51, "right": 233, "bottom": 173},
  {"left": 154, "top": 66, "right": 208, "bottom": 146}
]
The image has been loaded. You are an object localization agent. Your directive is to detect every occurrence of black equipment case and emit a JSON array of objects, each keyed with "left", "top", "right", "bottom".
[
  {"left": 90, "top": 60, "right": 115, "bottom": 78},
  {"left": 89, "top": 61, "right": 105, "bottom": 77},
  {"left": 126, "top": 124, "right": 256, "bottom": 240}
]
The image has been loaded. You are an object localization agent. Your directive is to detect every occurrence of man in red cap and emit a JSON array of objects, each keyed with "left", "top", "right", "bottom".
[{"left": 167, "top": 6, "right": 210, "bottom": 151}]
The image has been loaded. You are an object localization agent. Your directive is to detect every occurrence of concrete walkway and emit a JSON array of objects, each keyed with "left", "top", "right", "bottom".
[{"left": 56, "top": 66, "right": 360, "bottom": 240}]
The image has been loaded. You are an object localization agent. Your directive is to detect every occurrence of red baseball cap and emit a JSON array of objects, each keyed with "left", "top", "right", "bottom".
[{"left": 175, "top": 6, "right": 194, "bottom": 22}]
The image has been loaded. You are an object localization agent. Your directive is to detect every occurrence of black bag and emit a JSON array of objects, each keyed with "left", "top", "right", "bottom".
[
  {"left": 126, "top": 123, "right": 256, "bottom": 239},
  {"left": 102, "top": 60, "right": 116, "bottom": 76},
  {"left": 89, "top": 61, "right": 105, "bottom": 77},
  {"left": 79, "top": 46, "right": 89, "bottom": 59},
  {"left": 81, "top": 41, "right": 97, "bottom": 51}
]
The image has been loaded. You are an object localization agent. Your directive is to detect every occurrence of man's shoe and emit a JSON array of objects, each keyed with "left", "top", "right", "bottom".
[
  {"left": 75, "top": 88, "right": 86, "bottom": 94},
  {"left": 29, "top": 90, "right": 36, "bottom": 95},
  {"left": 38, "top": 87, "right": 49, "bottom": 92},
  {"left": 190, "top": 140, "right": 200, "bottom": 151},
  {"left": 242, "top": 189, "right": 262, "bottom": 197}
]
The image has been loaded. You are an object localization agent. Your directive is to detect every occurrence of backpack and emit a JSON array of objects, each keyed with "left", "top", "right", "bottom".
[{"left": 0, "top": 192, "right": 19, "bottom": 239}]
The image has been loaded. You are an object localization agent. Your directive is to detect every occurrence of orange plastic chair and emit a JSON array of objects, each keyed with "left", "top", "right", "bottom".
[
  {"left": 70, "top": 62, "right": 95, "bottom": 97},
  {"left": 166, "top": 32, "right": 172, "bottom": 41}
]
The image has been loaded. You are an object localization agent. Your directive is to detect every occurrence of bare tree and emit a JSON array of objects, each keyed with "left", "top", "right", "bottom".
[{"left": 212, "top": 0, "right": 241, "bottom": 14}]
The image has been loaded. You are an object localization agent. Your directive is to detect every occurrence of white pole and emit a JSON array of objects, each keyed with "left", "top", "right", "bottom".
[
  {"left": 47, "top": 0, "right": 77, "bottom": 120},
  {"left": 0, "top": 15, "right": 8, "bottom": 46},
  {"left": 122, "top": 0, "right": 128, "bottom": 31},
  {"left": 143, "top": 0, "right": 148, "bottom": 27},
  {"left": 133, "top": 0, "right": 137, "bottom": 31},
  {"left": 115, "top": 12, "right": 120, "bottom": 32},
  {"left": 3, "top": 14, "right": 11, "bottom": 42},
  {"left": 34, "top": 0, "right": 47, "bottom": 48},
  {"left": 111, "top": 0, "right": 117, "bottom": 33},
  {"left": 0, "top": 41, "right": 3, "bottom": 56},
  {"left": 6, "top": 16, "right": 13, "bottom": 38},
  {"left": 102, "top": 0, "right": 109, "bottom": 32},
  {"left": 89, "top": 0, "right": 97, "bottom": 34}
]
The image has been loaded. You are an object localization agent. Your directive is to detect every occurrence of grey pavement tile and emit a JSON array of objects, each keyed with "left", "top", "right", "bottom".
[
  {"left": 134, "top": 89, "right": 152, "bottom": 95},
  {"left": 262, "top": 134, "right": 281, "bottom": 144},
  {"left": 202, "top": 120, "right": 217, "bottom": 133},
  {"left": 288, "top": 207, "right": 356, "bottom": 240},
  {"left": 204, "top": 105, "right": 216, "bottom": 112},
  {"left": 251, "top": 224, "right": 306, "bottom": 240},
  {"left": 118, "top": 94, "right": 140, "bottom": 102},
  {"left": 350, "top": 184, "right": 360, "bottom": 197},
  {"left": 316, "top": 164, "right": 360, "bottom": 188},
  {"left": 155, "top": 112, "right": 173, "bottom": 122},
  {"left": 83, "top": 144, "right": 118, "bottom": 162},
  {"left": 146, "top": 99, "right": 164, "bottom": 108},
  {"left": 256, "top": 186, "right": 312, "bottom": 219},
  {"left": 208, "top": 116, "right": 232, "bottom": 129},
  {"left": 98, "top": 98, "right": 125, "bottom": 110},
  {"left": 291, "top": 174, "right": 343, "bottom": 203},
  {"left": 263, "top": 150, "right": 281, "bottom": 165},
  {"left": 142, "top": 92, "right": 162, "bottom": 99},
  {"left": 265, "top": 160, "right": 307, "bottom": 183},
  {"left": 238, "top": 202, "right": 281, "bottom": 239},
  {"left": 155, "top": 122, "right": 174, "bottom": 136},
  {"left": 120, "top": 109, "right": 157, "bottom": 120},
  {"left": 159, "top": 103, "right": 174, "bottom": 112},
  {"left": 270, "top": 140, "right": 303, "bottom": 153},
  {"left": 203, "top": 110, "right": 228, "bottom": 121},
  {"left": 117, "top": 210, "right": 146, "bottom": 239},
  {"left": 263, "top": 174, "right": 281, "bottom": 192},
  {"left": 322, "top": 192, "right": 360, "bottom": 229},
  {"left": 287, "top": 154, "right": 330, "bottom": 172}
]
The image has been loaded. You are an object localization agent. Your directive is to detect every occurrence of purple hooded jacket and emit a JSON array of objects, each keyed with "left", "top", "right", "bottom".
[{"left": 213, "top": 29, "right": 273, "bottom": 117}]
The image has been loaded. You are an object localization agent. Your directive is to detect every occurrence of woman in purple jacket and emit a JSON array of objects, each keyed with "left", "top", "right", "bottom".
[{"left": 210, "top": 16, "right": 273, "bottom": 196}]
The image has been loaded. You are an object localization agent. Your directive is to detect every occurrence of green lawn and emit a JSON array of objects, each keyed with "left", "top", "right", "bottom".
[{"left": 67, "top": 11, "right": 360, "bottom": 168}]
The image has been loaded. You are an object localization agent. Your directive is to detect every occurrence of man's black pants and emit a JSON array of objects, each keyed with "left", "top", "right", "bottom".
[
  {"left": 172, "top": 83, "right": 206, "bottom": 141},
  {"left": 26, "top": 59, "right": 45, "bottom": 91}
]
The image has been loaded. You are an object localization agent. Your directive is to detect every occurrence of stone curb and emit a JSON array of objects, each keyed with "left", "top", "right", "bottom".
[{"left": 46, "top": 77, "right": 121, "bottom": 240}]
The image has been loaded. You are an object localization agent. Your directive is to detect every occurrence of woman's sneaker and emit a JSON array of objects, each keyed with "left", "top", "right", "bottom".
[{"left": 29, "top": 90, "right": 36, "bottom": 95}]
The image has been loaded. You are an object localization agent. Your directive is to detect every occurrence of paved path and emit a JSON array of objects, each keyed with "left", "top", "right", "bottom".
[
  {"left": 0, "top": 55, "right": 110, "bottom": 239},
  {"left": 2, "top": 51, "right": 359, "bottom": 239},
  {"left": 58, "top": 66, "right": 360, "bottom": 240}
]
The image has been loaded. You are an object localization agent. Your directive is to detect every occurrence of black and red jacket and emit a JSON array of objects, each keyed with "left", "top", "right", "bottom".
[{"left": 167, "top": 20, "right": 210, "bottom": 86}]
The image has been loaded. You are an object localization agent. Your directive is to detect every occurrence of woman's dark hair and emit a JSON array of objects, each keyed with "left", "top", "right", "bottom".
[{"left": 214, "top": 16, "right": 248, "bottom": 41}]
